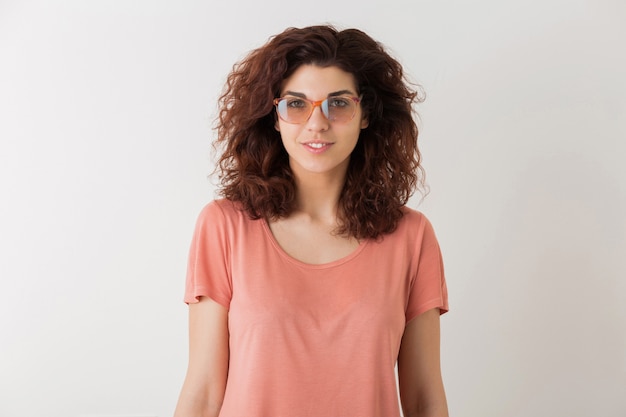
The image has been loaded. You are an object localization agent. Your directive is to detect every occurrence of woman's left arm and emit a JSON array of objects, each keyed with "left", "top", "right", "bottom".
[{"left": 397, "top": 307, "right": 449, "bottom": 417}]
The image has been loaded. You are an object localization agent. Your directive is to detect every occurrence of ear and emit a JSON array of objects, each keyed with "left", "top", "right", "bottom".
[
  {"left": 360, "top": 116, "right": 369, "bottom": 129},
  {"left": 274, "top": 118, "right": 281, "bottom": 132}
]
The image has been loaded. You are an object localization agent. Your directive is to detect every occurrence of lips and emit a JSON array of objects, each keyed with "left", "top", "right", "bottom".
[{"left": 302, "top": 141, "right": 333, "bottom": 153}]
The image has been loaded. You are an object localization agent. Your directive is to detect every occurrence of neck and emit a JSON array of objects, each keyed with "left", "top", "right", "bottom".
[{"left": 292, "top": 171, "right": 346, "bottom": 222}]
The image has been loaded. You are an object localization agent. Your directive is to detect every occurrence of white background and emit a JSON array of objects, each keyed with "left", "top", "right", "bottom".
[{"left": 1, "top": 1, "right": 625, "bottom": 416}]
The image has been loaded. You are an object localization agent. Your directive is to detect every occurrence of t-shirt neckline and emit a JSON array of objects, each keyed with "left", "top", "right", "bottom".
[{"left": 260, "top": 218, "right": 370, "bottom": 270}]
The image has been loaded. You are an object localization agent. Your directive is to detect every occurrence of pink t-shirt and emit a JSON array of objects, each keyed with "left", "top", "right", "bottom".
[{"left": 184, "top": 199, "right": 448, "bottom": 416}]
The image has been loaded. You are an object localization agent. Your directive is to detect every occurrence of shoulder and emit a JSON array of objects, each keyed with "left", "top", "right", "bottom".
[
  {"left": 191, "top": 199, "right": 250, "bottom": 238},
  {"left": 397, "top": 206, "right": 430, "bottom": 233},
  {"left": 196, "top": 198, "right": 246, "bottom": 223},
  {"left": 194, "top": 198, "right": 261, "bottom": 239},
  {"left": 400, "top": 205, "right": 426, "bottom": 223},
  {"left": 383, "top": 206, "right": 439, "bottom": 248}
]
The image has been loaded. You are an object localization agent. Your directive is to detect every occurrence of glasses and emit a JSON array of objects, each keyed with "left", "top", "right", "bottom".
[{"left": 273, "top": 95, "right": 362, "bottom": 124}]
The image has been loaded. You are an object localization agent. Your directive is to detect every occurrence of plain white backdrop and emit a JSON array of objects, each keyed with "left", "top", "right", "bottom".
[{"left": 1, "top": 1, "right": 625, "bottom": 416}]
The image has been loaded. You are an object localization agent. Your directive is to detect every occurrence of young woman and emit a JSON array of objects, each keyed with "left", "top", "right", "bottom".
[{"left": 174, "top": 25, "right": 449, "bottom": 417}]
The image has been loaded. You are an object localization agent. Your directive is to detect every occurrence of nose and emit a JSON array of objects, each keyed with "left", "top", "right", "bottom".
[{"left": 306, "top": 103, "right": 329, "bottom": 131}]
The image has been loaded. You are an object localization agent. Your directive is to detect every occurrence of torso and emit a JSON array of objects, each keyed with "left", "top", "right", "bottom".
[{"left": 184, "top": 199, "right": 448, "bottom": 417}]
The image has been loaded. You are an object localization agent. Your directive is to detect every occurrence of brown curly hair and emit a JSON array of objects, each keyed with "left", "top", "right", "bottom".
[{"left": 215, "top": 25, "right": 425, "bottom": 240}]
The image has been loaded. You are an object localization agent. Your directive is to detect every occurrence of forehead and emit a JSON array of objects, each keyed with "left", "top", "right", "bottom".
[{"left": 280, "top": 65, "right": 357, "bottom": 97}]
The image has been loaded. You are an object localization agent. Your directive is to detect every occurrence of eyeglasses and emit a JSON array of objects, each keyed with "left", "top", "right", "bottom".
[{"left": 273, "top": 95, "right": 362, "bottom": 124}]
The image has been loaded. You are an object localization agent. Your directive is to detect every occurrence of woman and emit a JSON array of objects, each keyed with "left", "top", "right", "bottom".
[{"left": 174, "top": 25, "right": 449, "bottom": 417}]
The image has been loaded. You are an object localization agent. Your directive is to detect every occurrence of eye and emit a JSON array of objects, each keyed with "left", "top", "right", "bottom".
[
  {"left": 285, "top": 98, "right": 307, "bottom": 108},
  {"left": 328, "top": 97, "right": 351, "bottom": 108}
]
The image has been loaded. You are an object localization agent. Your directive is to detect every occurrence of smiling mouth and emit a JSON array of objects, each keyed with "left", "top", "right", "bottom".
[
  {"left": 306, "top": 142, "right": 330, "bottom": 149},
  {"left": 301, "top": 141, "right": 333, "bottom": 153}
]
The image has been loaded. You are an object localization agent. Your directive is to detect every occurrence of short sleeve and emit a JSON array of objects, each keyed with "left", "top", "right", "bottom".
[
  {"left": 405, "top": 215, "right": 449, "bottom": 322},
  {"left": 184, "top": 200, "right": 233, "bottom": 309}
]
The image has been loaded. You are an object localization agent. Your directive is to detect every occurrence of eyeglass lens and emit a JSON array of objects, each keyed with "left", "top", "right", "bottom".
[{"left": 276, "top": 97, "right": 357, "bottom": 123}]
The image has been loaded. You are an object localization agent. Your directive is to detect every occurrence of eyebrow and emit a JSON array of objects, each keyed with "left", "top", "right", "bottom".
[{"left": 282, "top": 89, "right": 356, "bottom": 98}]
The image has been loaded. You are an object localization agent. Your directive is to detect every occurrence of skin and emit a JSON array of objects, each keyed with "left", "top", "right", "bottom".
[
  {"left": 271, "top": 64, "right": 368, "bottom": 264},
  {"left": 174, "top": 298, "right": 228, "bottom": 417},
  {"left": 399, "top": 308, "right": 449, "bottom": 417},
  {"left": 174, "top": 65, "right": 448, "bottom": 417},
  {"left": 274, "top": 65, "right": 368, "bottom": 182}
]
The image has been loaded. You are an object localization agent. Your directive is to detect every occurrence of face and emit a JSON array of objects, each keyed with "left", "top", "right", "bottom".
[{"left": 275, "top": 65, "right": 368, "bottom": 180}]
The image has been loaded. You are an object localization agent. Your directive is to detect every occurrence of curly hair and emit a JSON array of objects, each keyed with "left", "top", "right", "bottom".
[{"left": 215, "top": 25, "right": 425, "bottom": 240}]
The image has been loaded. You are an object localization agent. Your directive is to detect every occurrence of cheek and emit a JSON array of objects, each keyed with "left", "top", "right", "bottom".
[{"left": 276, "top": 123, "right": 301, "bottom": 141}]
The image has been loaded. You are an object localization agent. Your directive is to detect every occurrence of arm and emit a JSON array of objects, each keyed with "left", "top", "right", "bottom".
[
  {"left": 174, "top": 296, "right": 229, "bottom": 417},
  {"left": 397, "top": 307, "right": 449, "bottom": 417}
]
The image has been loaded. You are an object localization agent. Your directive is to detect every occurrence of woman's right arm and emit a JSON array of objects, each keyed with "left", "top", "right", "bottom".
[{"left": 174, "top": 296, "right": 229, "bottom": 417}]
